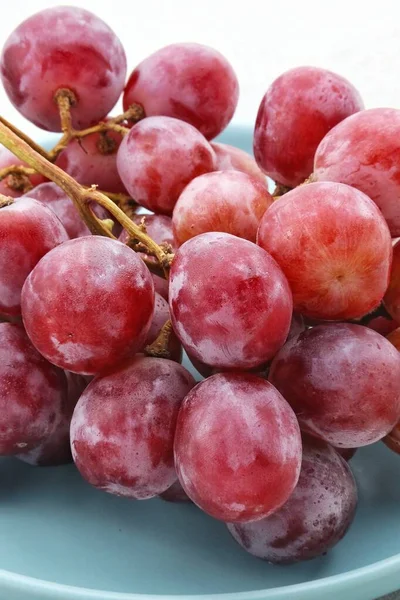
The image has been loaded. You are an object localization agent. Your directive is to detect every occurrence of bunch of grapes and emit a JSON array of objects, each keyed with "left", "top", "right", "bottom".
[{"left": 1, "top": 4, "right": 400, "bottom": 568}]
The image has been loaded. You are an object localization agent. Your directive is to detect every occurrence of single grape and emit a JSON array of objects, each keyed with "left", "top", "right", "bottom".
[
  {"left": 254, "top": 66, "right": 363, "bottom": 187},
  {"left": 55, "top": 129, "right": 126, "bottom": 194},
  {"left": 0, "top": 322, "right": 67, "bottom": 455},
  {"left": 119, "top": 214, "right": 177, "bottom": 264},
  {"left": 116, "top": 116, "right": 215, "bottom": 215},
  {"left": 0, "top": 146, "right": 46, "bottom": 198},
  {"left": 21, "top": 236, "right": 154, "bottom": 375},
  {"left": 227, "top": 435, "right": 357, "bottom": 563},
  {"left": 172, "top": 170, "right": 273, "bottom": 245},
  {"left": 159, "top": 479, "right": 191, "bottom": 503},
  {"left": 1, "top": 7, "right": 126, "bottom": 131},
  {"left": 174, "top": 373, "right": 301, "bottom": 522},
  {"left": 0, "top": 197, "right": 68, "bottom": 318},
  {"left": 211, "top": 143, "right": 266, "bottom": 185},
  {"left": 123, "top": 43, "right": 239, "bottom": 140},
  {"left": 314, "top": 108, "right": 400, "bottom": 236},
  {"left": 17, "top": 371, "right": 87, "bottom": 466},
  {"left": 257, "top": 182, "right": 392, "bottom": 320},
  {"left": 169, "top": 232, "right": 292, "bottom": 370},
  {"left": 384, "top": 240, "right": 400, "bottom": 323},
  {"left": 71, "top": 356, "right": 195, "bottom": 499},
  {"left": 269, "top": 323, "right": 400, "bottom": 447},
  {"left": 152, "top": 274, "right": 169, "bottom": 301},
  {"left": 142, "top": 293, "right": 182, "bottom": 363}
]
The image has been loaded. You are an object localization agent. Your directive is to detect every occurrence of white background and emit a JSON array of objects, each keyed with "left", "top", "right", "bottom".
[{"left": 1, "top": 0, "right": 400, "bottom": 140}]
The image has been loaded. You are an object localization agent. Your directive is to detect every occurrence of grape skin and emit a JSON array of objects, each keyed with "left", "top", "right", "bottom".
[
  {"left": 169, "top": 232, "right": 293, "bottom": 370},
  {"left": 116, "top": 116, "right": 216, "bottom": 215},
  {"left": 269, "top": 323, "right": 400, "bottom": 447},
  {"left": 123, "top": 43, "right": 239, "bottom": 140},
  {"left": 55, "top": 129, "right": 126, "bottom": 194},
  {"left": 211, "top": 143, "right": 266, "bottom": 185},
  {"left": 21, "top": 237, "right": 155, "bottom": 375},
  {"left": 254, "top": 66, "right": 363, "bottom": 187},
  {"left": 0, "top": 197, "right": 68, "bottom": 318},
  {"left": 257, "top": 182, "right": 392, "bottom": 320},
  {"left": 227, "top": 436, "right": 357, "bottom": 563},
  {"left": 0, "top": 7, "right": 127, "bottom": 131},
  {"left": 384, "top": 240, "right": 400, "bottom": 322},
  {"left": 172, "top": 170, "right": 273, "bottom": 245},
  {"left": 174, "top": 373, "right": 302, "bottom": 522},
  {"left": 0, "top": 322, "right": 67, "bottom": 455},
  {"left": 314, "top": 108, "right": 400, "bottom": 236},
  {"left": 17, "top": 371, "right": 87, "bottom": 466},
  {"left": 71, "top": 356, "right": 195, "bottom": 499}
]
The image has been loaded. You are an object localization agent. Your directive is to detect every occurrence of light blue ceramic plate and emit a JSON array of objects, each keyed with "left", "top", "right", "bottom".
[{"left": 1, "top": 126, "right": 400, "bottom": 600}]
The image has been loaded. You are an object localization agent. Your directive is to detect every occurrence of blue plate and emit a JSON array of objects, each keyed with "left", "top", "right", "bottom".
[{"left": 1, "top": 126, "right": 400, "bottom": 600}]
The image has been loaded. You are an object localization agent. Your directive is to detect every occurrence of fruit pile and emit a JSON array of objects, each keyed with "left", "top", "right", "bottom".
[{"left": 0, "top": 5, "right": 400, "bottom": 567}]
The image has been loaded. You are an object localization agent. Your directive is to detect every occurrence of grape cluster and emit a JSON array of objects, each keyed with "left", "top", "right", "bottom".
[{"left": 0, "top": 4, "right": 400, "bottom": 569}]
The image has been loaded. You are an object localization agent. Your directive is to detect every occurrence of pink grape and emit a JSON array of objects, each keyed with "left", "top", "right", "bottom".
[
  {"left": 142, "top": 293, "right": 182, "bottom": 363},
  {"left": 0, "top": 322, "right": 67, "bottom": 455},
  {"left": 21, "top": 236, "right": 154, "bottom": 375},
  {"left": 384, "top": 240, "right": 400, "bottom": 322},
  {"left": 71, "top": 356, "right": 195, "bottom": 499},
  {"left": 55, "top": 129, "right": 126, "bottom": 194},
  {"left": 1, "top": 7, "right": 126, "bottom": 131},
  {"left": 227, "top": 436, "right": 357, "bottom": 563},
  {"left": 152, "top": 275, "right": 169, "bottom": 301},
  {"left": 17, "top": 371, "right": 87, "bottom": 466},
  {"left": 172, "top": 170, "right": 273, "bottom": 245},
  {"left": 0, "top": 197, "right": 68, "bottom": 318},
  {"left": 254, "top": 67, "right": 363, "bottom": 187},
  {"left": 174, "top": 373, "right": 302, "bottom": 522},
  {"left": 269, "top": 323, "right": 400, "bottom": 447},
  {"left": 123, "top": 43, "right": 239, "bottom": 140},
  {"left": 211, "top": 143, "right": 266, "bottom": 185},
  {"left": 159, "top": 480, "right": 191, "bottom": 503},
  {"left": 257, "top": 182, "right": 392, "bottom": 320},
  {"left": 169, "top": 232, "right": 292, "bottom": 370},
  {"left": 116, "top": 116, "right": 216, "bottom": 214},
  {"left": 0, "top": 146, "right": 46, "bottom": 198},
  {"left": 314, "top": 108, "right": 400, "bottom": 236}
]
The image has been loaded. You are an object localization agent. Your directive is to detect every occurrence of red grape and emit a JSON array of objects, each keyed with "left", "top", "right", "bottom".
[
  {"left": 1, "top": 7, "right": 127, "bottom": 131},
  {"left": 0, "top": 197, "right": 68, "bottom": 318},
  {"left": 17, "top": 371, "right": 87, "bottom": 466},
  {"left": 123, "top": 43, "right": 239, "bottom": 140},
  {"left": 169, "top": 232, "right": 292, "bottom": 370},
  {"left": 172, "top": 170, "right": 273, "bottom": 245},
  {"left": 0, "top": 322, "right": 67, "bottom": 455},
  {"left": 211, "top": 143, "right": 266, "bottom": 185},
  {"left": 21, "top": 236, "right": 154, "bottom": 375},
  {"left": 119, "top": 214, "right": 177, "bottom": 262},
  {"left": 363, "top": 315, "right": 398, "bottom": 336},
  {"left": 227, "top": 436, "right": 357, "bottom": 563},
  {"left": 174, "top": 373, "right": 301, "bottom": 522},
  {"left": 387, "top": 327, "right": 400, "bottom": 350},
  {"left": 384, "top": 240, "right": 400, "bottom": 322},
  {"left": 257, "top": 182, "right": 392, "bottom": 320},
  {"left": 269, "top": 323, "right": 400, "bottom": 447},
  {"left": 152, "top": 274, "right": 169, "bottom": 301},
  {"left": 254, "top": 67, "right": 363, "bottom": 187},
  {"left": 71, "top": 356, "right": 195, "bottom": 499},
  {"left": 314, "top": 108, "right": 400, "bottom": 236},
  {"left": 55, "top": 129, "right": 126, "bottom": 194},
  {"left": 159, "top": 479, "right": 191, "bottom": 503},
  {"left": 26, "top": 182, "right": 90, "bottom": 239},
  {"left": 0, "top": 146, "right": 46, "bottom": 198},
  {"left": 116, "top": 116, "right": 215, "bottom": 215},
  {"left": 142, "top": 292, "right": 182, "bottom": 363}
]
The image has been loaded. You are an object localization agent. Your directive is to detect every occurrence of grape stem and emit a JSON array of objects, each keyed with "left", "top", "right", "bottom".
[
  {"left": 145, "top": 320, "right": 174, "bottom": 359},
  {"left": 0, "top": 194, "right": 14, "bottom": 208},
  {"left": 47, "top": 91, "right": 143, "bottom": 161},
  {"left": 0, "top": 119, "right": 173, "bottom": 276}
]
